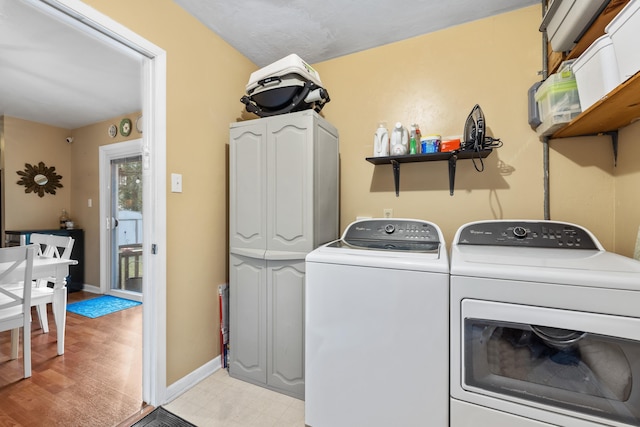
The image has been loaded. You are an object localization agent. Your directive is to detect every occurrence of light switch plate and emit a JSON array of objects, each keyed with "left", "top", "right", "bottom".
[{"left": 171, "top": 173, "right": 182, "bottom": 193}]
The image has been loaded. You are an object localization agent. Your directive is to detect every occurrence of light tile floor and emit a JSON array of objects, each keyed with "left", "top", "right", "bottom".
[{"left": 165, "top": 368, "right": 305, "bottom": 427}]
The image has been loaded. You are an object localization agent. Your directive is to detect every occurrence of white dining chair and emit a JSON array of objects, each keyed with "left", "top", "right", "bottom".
[
  {"left": 0, "top": 244, "right": 36, "bottom": 378},
  {"left": 27, "top": 234, "right": 75, "bottom": 333}
]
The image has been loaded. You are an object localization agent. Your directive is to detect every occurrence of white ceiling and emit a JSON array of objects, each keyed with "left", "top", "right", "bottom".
[
  {"left": 173, "top": 0, "right": 540, "bottom": 67},
  {"left": 0, "top": 0, "right": 142, "bottom": 129},
  {"left": 0, "top": 0, "right": 539, "bottom": 129}
]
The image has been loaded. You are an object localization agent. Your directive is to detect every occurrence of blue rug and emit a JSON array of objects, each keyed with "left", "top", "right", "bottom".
[{"left": 67, "top": 295, "right": 141, "bottom": 319}]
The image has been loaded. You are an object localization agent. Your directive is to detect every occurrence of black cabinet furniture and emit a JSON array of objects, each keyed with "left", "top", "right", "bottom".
[{"left": 5, "top": 229, "right": 85, "bottom": 292}]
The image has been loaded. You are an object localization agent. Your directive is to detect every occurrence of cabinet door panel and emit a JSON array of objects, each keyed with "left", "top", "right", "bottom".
[
  {"left": 267, "top": 260, "right": 305, "bottom": 398},
  {"left": 267, "top": 119, "right": 313, "bottom": 254},
  {"left": 229, "top": 254, "right": 267, "bottom": 383},
  {"left": 230, "top": 126, "right": 267, "bottom": 252}
]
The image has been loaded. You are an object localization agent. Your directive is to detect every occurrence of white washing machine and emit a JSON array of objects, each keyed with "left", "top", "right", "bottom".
[
  {"left": 450, "top": 220, "right": 640, "bottom": 427},
  {"left": 305, "top": 218, "right": 449, "bottom": 427}
]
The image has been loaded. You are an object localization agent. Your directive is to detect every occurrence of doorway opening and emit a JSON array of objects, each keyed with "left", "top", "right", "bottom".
[{"left": 39, "top": 0, "right": 168, "bottom": 406}]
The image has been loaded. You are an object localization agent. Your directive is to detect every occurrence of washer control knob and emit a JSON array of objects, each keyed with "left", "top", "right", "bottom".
[
  {"left": 384, "top": 224, "right": 395, "bottom": 234},
  {"left": 513, "top": 226, "right": 528, "bottom": 238}
]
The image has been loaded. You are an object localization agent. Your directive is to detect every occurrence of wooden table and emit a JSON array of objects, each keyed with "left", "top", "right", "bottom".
[{"left": 2, "top": 256, "right": 77, "bottom": 355}]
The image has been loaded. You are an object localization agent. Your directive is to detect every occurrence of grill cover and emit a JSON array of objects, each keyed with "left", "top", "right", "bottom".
[{"left": 240, "top": 54, "right": 330, "bottom": 117}]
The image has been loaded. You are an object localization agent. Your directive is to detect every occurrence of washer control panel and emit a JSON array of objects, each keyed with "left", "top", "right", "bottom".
[
  {"left": 457, "top": 221, "right": 598, "bottom": 249},
  {"left": 341, "top": 219, "right": 440, "bottom": 252}
]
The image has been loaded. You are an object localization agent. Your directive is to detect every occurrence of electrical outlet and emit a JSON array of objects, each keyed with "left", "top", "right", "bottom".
[{"left": 383, "top": 208, "right": 393, "bottom": 218}]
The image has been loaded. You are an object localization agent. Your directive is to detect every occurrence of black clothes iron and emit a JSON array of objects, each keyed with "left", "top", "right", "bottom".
[
  {"left": 462, "top": 104, "right": 487, "bottom": 151},
  {"left": 448, "top": 104, "right": 502, "bottom": 195}
]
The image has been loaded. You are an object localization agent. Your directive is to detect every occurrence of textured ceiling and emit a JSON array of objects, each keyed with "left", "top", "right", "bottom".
[
  {"left": 173, "top": 0, "right": 540, "bottom": 67},
  {"left": 0, "top": 0, "right": 539, "bottom": 129}
]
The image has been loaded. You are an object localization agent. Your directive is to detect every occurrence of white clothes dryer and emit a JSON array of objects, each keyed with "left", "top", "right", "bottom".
[
  {"left": 305, "top": 218, "right": 449, "bottom": 427},
  {"left": 450, "top": 220, "right": 640, "bottom": 427}
]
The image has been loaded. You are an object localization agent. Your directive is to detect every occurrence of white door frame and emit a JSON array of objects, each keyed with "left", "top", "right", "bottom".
[
  {"left": 34, "top": 0, "right": 168, "bottom": 406},
  {"left": 99, "top": 139, "right": 143, "bottom": 302}
]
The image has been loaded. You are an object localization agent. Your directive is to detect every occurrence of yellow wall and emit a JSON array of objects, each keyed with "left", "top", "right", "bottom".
[
  {"left": 2, "top": 113, "right": 142, "bottom": 287},
  {"left": 548, "top": 134, "right": 615, "bottom": 250},
  {"left": 81, "top": 0, "right": 255, "bottom": 384},
  {"left": 614, "top": 120, "right": 640, "bottom": 257},
  {"left": 314, "top": 6, "right": 546, "bottom": 245},
  {"left": 2, "top": 117, "right": 72, "bottom": 230},
  {"left": 7, "top": 0, "right": 639, "bottom": 393},
  {"left": 314, "top": 5, "right": 622, "bottom": 252}
]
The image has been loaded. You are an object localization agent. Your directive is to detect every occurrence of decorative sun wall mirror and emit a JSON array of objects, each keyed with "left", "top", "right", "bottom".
[{"left": 16, "top": 161, "right": 63, "bottom": 197}]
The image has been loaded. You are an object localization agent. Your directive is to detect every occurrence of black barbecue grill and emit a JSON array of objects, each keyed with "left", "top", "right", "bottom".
[{"left": 240, "top": 54, "right": 330, "bottom": 117}]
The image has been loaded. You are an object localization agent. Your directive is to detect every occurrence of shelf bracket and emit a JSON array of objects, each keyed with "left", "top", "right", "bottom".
[
  {"left": 366, "top": 149, "right": 491, "bottom": 197},
  {"left": 448, "top": 154, "right": 458, "bottom": 196},
  {"left": 604, "top": 130, "right": 618, "bottom": 167},
  {"left": 391, "top": 160, "right": 400, "bottom": 197}
]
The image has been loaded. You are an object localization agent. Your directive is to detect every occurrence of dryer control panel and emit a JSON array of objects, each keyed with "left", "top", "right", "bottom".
[
  {"left": 457, "top": 220, "right": 599, "bottom": 249},
  {"left": 340, "top": 219, "right": 440, "bottom": 252}
]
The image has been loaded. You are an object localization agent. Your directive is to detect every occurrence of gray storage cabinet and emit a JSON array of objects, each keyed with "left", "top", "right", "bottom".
[{"left": 228, "top": 110, "right": 339, "bottom": 399}]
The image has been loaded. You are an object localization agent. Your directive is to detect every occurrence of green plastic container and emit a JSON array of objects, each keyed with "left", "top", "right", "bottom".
[{"left": 535, "top": 68, "right": 582, "bottom": 124}]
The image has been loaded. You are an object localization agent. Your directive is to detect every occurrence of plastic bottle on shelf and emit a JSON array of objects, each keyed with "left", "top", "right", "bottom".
[
  {"left": 390, "top": 122, "right": 408, "bottom": 155},
  {"left": 409, "top": 124, "right": 417, "bottom": 154},
  {"left": 59, "top": 209, "right": 69, "bottom": 229},
  {"left": 414, "top": 124, "right": 422, "bottom": 153},
  {"left": 373, "top": 122, "right": 389, "bottom": 157}
]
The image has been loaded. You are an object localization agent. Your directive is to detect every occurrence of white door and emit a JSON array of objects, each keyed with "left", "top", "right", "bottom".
[
  {"left": 267, "top": 259, "right": 305, "bottom": 397},
  {"left": 100, "top": 140, "right": 143, "bottom": 302},
  {"left": 267, "top": 117, "right": 312, "bottom": 254},
  {"left": 229, "top": 253, "right": 267, "bottom": 383},
  {"left": 229, "top": 123, "right": 267, "bottom": 253}
]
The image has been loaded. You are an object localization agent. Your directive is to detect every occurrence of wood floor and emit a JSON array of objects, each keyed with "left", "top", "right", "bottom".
[{"left": 0, "top": 291, "right": 145, "bottom": 426}]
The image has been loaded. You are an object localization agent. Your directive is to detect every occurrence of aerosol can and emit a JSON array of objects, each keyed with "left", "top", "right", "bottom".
[
  {"left": 390, "top": 122, "right": 408, "bottom": 155},
  {"left": 373, "top": 122, "right": 389, "bottom": 157}
]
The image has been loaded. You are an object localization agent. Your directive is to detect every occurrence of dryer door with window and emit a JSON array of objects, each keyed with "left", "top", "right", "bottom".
[{"left": 461, "top": 300, "right": 640, "bottom": 426}]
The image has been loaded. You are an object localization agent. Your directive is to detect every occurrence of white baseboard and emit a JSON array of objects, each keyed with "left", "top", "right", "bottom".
[
  {"left": 77, "top": 283, "right": 222, "bottom": 405},
  {"left": 164, "top": 356, "right": 222, "bottom": 404},
  {"left": 81, "top": 284, "right": 101, "bottom": 294}
]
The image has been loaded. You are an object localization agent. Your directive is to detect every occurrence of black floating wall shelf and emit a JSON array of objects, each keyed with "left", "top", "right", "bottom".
[{"left": 366, "top": 149, "right": 492, "bottom": 196}]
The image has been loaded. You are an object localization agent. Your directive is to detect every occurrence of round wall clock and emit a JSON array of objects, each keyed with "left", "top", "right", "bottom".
[
  {"left": 108, "top": 124, "right": 117, "bottom": 138},
  {"left": 120, "top": 118, "right": 132, "bottom": 137}
]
